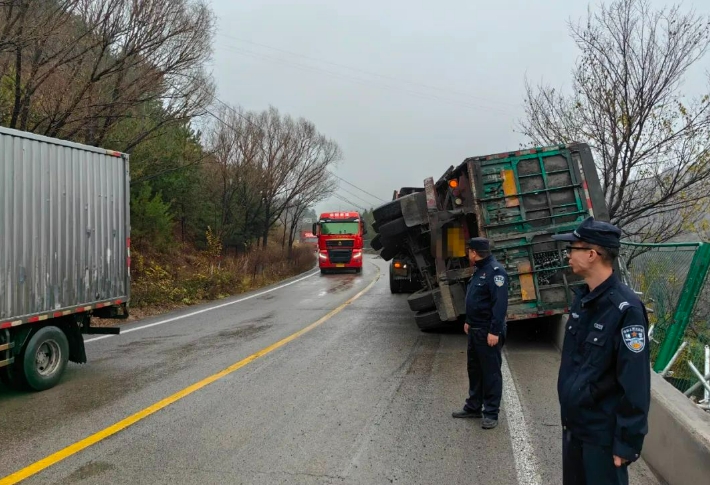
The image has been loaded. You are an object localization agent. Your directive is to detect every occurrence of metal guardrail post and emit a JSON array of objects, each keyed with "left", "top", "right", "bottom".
[
  {"left": 688, "top": 361, "right": 710, "bottom": 396},
  {"left": 660, "top": 341, "right": 688, "bottom": 377},
  {"left": 653, "top": 243, "right": 710, "bottom": 372}
]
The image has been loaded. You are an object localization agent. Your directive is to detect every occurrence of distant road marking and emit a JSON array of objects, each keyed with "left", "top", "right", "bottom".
[
  {"left": 84, "top": 269, "right": 320, "bottom": 343},
  {"left": 502, "top": 353, "right": 543, "bottom": 485},
  {"left": 0, "top": 266, "right": 381, "bottom": 485}
]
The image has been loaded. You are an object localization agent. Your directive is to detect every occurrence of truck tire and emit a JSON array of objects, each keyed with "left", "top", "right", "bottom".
[
  {"left": 373, "top": 199, "right": 403, "bottom": 224},
  {"left": 414, "top": 309, "right": 447, "bottom": 332},
  {"left": 380, "top": 245, "right": 399, "bottom": 261},
  {"left": 379, "top": 217, "right": 408, "bottom": 239},
  {"left": 21, "top": 326, "right": 69, "bottom": 392},
  {"left": 407, "top": 289, "right": 436, "bottom": 312},
  {"left": 370, "top": 234, "right": 383, "bottom": 251}
]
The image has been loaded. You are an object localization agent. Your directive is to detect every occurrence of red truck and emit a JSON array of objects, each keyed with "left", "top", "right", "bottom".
[{"left": 312, "top": 211, "right": 366, "bottom": 274}]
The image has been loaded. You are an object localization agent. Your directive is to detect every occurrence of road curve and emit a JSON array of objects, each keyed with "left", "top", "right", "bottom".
[{"left": 0, "top": 255, "right": 660, "bottom": 484}]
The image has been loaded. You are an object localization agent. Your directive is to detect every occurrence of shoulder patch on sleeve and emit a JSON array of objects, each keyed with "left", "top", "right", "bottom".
[
  {"left": 618, "top": 301, "right": 630, "bottom": 311},
  {"left": 622, "top": 325, "right": 645, "bottom": 353},
  {"left": 493, "top": 274, "right": 505, "bottom": 287}
]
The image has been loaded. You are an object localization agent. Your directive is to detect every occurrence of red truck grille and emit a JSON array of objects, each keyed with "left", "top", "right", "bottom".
[
  {"left": 328, "top": 249, "right": 352, "bottom": 263},
  {"left": 325, "top": 239, "right": 354, "bottom": 248}
]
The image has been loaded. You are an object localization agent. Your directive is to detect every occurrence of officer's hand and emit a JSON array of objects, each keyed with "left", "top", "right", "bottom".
[
  {"left": 613, "top": 455, "right": 628, "bottom": 467},
  {"left": 464, "top": 323, "right": 470, "bottom": 335},
  {"left": 487, "top": 333, "right": 499, "bottom": 347}
]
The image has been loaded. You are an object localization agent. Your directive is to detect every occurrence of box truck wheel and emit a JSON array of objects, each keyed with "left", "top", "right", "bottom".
[{"left": 22, "top": 326, "right": 69, "bottom": 391}]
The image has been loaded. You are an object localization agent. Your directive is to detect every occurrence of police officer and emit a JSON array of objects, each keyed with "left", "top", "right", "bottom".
[
  {"left": 552, "top": 217, "right": 650, "bottom": 485},
  {"left": 452, "top": 237, "right": 508, "bottom": 430}
]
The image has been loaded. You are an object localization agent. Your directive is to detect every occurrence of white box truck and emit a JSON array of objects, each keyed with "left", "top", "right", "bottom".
[{"left": 0, "top": 127, "right": 130, "bottom": 391}]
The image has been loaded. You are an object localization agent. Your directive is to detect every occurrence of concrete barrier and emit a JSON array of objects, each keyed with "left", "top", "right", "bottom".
[{"left": 549, "top": 315, "right": 710, "bottom": 485}]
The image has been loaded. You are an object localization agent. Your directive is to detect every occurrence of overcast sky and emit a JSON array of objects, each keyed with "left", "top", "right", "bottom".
[{"left": 207, "top": 0, "right": 710, "bottom": 216}]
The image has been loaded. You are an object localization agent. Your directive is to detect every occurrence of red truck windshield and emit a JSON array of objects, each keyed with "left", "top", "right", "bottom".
[{"left": 321, "top": 222, "right": 359, "bottom": 235}]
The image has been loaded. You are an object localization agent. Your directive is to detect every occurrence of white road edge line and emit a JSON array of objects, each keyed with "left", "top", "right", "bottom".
[
  {"left": 502, "top": 352, "right": 543, "bottom": 485},
  {"left": 84, "top": 270, "right": 320, "bottom": 344}
]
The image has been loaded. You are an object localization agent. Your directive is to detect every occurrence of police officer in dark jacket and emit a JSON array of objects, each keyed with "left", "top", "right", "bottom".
[
  {"left": 452, "top": 237, "right": 508, "bottom": 429},
  {"left": 552, "top": 217, "right": 650, "bottom": 485}
]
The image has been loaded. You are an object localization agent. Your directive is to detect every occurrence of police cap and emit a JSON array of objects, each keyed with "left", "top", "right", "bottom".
[
  {"left": 551, "top": 216, "right": 621, "bottom": 248},
  {"left": 466, "top": 237, "right": 490, "bottom": 251}
]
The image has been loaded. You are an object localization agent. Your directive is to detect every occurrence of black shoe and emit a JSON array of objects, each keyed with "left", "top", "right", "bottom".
[
  {"left": 481, "top": 418, "right": 498, "bottom": 429},
  {"left": 452, "top": 408, "right": 483, "bottom": 419}
]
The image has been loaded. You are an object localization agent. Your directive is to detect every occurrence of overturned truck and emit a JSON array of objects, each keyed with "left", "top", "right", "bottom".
[{"left": 370, "top": 143, "right": 608, "bottom": 331}]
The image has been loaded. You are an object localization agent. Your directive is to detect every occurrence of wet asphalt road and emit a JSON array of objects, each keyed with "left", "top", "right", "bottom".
[{"left": 0, "top": 255, "right": 660, "bottom": 484}]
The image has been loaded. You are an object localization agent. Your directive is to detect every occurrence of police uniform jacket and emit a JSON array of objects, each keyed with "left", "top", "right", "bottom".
[
  {"left": 465, "top": 255, "right": 508, "bottom": 336},
  {"left": 557, "top": 274, "right": 650, "bottom": 462}
]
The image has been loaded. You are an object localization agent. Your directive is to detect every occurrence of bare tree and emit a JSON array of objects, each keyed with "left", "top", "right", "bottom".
[
  {"left": 519, "top": 0, "right": 710, "bottom": 243},
  {"left": 251, "top": 107, "right": 341, "bottom": 248},
  {"left": 205, "top": 104, "right": 265, "bottom": 249},
  {"left": 0, "top": 0, "right": 215, "bottom": 149}
]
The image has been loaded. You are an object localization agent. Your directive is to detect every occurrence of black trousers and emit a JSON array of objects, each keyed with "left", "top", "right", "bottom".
[
  {"left": 563, "top": 430, "right": 629, "bottom": 485},
  {"left": 464, "top": 327, "right": 502, "bottom": 419}
]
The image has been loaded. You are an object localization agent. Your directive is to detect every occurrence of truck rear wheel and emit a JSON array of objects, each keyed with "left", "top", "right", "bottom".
[
  {"left": 379, "top": 217, "right": 408, "bottom": 239},
  {"left": 370, "top": 234, "right": 383, "bottom": 251},
  {"left": 407, "top": 289, "right": 437, "bottom": 312},
  {"left": 21, "top": 326, "right": 69, "bottom": 392},
  {"left": 373, "top": 199, "right": 403, "bottom": 223},
  {"left": 414, "top": 309, "right": 447, "bottom": 332}
]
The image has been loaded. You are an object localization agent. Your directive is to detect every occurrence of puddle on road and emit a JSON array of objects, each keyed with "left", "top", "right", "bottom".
[
  {"left": 324, "top": 275, "right": 357, "bottom": 294},
  {"left": 62, "top": 461, "right": 115, "bottom": 483}
]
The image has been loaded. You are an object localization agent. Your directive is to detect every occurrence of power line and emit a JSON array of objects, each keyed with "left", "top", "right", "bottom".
[
  {"left": 336, "top": 183, "right": 381, "bottom": 209},
  {"left": 207, "top": 95, "right": 389, "bottom": 206},
  {"left": 204, "top": 97, "right": 386, "bottom": 210},
  {"left": 216, "top": 44, "right": 516, "bottom": 116},
  {"left": 328, "top": 171, "right": 386, "bottom": 203},
  {"left": 330, "top": 193, "right": 368, "bottom": 213},
  {"left": 216, "top": 33, "right": 521, "bottom": 110}
]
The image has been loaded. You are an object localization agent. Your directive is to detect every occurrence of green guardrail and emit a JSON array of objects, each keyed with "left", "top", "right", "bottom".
[{"left": 619, "top": 241, "right": 710, "bottom": 396}]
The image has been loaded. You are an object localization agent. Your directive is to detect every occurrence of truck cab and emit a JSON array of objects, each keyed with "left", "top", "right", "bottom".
[{"left": 313, "top": 212, "right": 366, "bottom": 274}]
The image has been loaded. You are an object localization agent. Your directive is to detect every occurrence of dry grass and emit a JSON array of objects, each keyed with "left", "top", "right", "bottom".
[{"left": 94, "top": 244, "right": 316, "bottom": 325}]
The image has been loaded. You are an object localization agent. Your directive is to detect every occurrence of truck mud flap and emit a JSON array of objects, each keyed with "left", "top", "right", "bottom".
[
  {"left": 373, "top": 191, "right": 424, "bottom": 224},
  {"left": 84, "top": 326, "right": 121, "bottom": 335},
  {"left": 400, "top": 191, "right": 428, "bottom": 227},
  {"left": 433, "top": 283, "right": 466, "bottom": 321}
]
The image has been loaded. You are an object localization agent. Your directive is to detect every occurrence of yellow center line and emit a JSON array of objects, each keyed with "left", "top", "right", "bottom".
[{"left": 0, "top": 265, "right": 381, "bottom": 485}]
